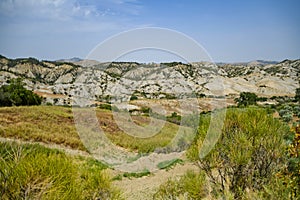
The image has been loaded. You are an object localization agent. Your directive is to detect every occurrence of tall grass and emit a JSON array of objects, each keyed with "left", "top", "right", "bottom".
[{"left": 0, "top": 141, "right": 122, "bottom": 200}]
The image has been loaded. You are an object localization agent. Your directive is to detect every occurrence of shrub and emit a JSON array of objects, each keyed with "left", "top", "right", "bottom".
[
  {"left": 187, "top": 107, "right": 289, "bottom": 198},
  {"left": 98, "top": 103, "right": 112, "bottom": 110},
  {"left": 166, "top": 112, "right": 181, "bottom": 125},
  {"left": 197, "top": 93, "right": 206, "bottom": 98},
  {"left": 279, "top": 105, "right": 294, "bottom": 123},
  {"left": 294, "top": 106, "right": 300, "bottom": 118},
  {"left": 0, "top": 78, "right": 42, "bottom": 106},
  {"left": 130, "top": 95, "right": 138, "bottom": 100},
  {"left": 165, "top": 93, "right": 176, "bottom": 99},
  {"left": 235, "top": 92, "right": 258, "bottom": 107},
  {"left": 282, "top": 113, "right": 293, "bottom": 123},
  {"left": 257, "top": 97, "right": 268, "bottom": 102},
  {"left": 258, "top": 125, "right": 300, "bottom": 199},
  {"left": 141, "top": 106, "right": 150, "bottom": 114}
]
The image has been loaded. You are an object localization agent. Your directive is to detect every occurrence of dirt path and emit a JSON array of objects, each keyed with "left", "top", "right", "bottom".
[
  {"left": 112, "top": 162, "right": 199, "bottom": 200},
  {"left": 0, "top": 137, "right": 198, "bottom": 200}
]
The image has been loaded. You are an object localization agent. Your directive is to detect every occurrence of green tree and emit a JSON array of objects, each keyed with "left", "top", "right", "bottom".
[
  {"left": 0, "top": 78, "right": 42, "bottom": 106},
  {"left": 235, "top": 92, "right": 258, "bottom": 107}
]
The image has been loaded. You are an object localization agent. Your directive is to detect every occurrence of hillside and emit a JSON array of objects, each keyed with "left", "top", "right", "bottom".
[
  {"left": 0, "top": 55, "right": 299, "bottom": 107},
  {"left": 0, "top": 105, "right": 200, "bottom": 199},
  {"left": 0, "top": 106, "right": 186, "bottom": 153},
  {"left": 1, "top": 105, "right": 298, "bottom": 200}
]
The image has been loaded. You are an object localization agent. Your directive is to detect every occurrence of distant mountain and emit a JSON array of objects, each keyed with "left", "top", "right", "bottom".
[
  {"left": 56, "top": 57, "right": 83, "bottom": 63},
  {"left": 0, "top": 55, "right": 299, "bottom": 106},
  {"left": 217, "top": 60, "right": 278, "bottom": 66},
  {"left": 255, "top": 60, "right": 278, "bottom": 65}
]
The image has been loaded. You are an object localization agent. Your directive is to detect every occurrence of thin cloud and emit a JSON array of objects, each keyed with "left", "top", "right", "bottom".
[{"left": 0, "top": 0, "right": 142, "bottom": 20}]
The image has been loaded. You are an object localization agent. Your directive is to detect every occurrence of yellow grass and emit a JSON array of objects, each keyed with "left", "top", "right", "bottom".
[
  {"left": 0, "top": 106, "right": 84, "bottom": 150},
  {"left": 0, "top": 106, "right": 187, "bottom": 153}
]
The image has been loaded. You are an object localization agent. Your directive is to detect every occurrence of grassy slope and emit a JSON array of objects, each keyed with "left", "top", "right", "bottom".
[
  {"left": 0, "top": 106, "right": 183, "bottom": 153},
  {"left": 0, "top": 141, "right": 121, "bottom": 200},
  {"left": 0, "top": 106, "right": 84, "bottom": 150}
]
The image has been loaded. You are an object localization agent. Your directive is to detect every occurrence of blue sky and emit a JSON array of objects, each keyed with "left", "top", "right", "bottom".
[{"left": 0, "top": 0, "right": 299, "bottom": 62}]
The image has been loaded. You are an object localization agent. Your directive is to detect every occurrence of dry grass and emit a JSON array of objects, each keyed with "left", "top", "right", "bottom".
[
  {"left": 0, "top": 106, "right": 185, "bottom": 153},
  {"left": 0, "top": 106, "right": 84, "bottom": 150}
]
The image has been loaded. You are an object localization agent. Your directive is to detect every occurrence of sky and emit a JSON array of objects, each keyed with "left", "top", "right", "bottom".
[{"left": 0, "top": 0, "right": 299, "bottom": 62}]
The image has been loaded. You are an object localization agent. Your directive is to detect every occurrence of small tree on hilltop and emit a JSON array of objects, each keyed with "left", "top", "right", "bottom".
[{"left": 235, "top": 92, "right": 258, "bottom": 107}]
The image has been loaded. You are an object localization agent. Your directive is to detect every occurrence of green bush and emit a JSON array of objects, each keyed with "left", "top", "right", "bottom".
[
  {"left": 98, "top": 103, "right": 112, "bottom": 110},
  {"left": 294, "top": 106, "right": 300, "bottom": 118},
  {"left": 235, "top": 92, "right": 258, "bottom": 107},
  {"left": 282, "top": 113, "right": 293, "bottom": 123},
  {"left": 0, "top": 78, "right": 42, "bottom": 106},
  {"left": 187, "top": 107, "right": 289, "bottom": 198},
  {"left": 0, "top": 142, "right": 121, "bottom": 200},
  {"left": 130, "top": 95, "right": 138, "bottom": 100},
  {"left": 166, "top": 112, "right": 181, "bottom": 125},
  {"left": 279, "top": 105, "right": 294, "bottom": 123}
]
